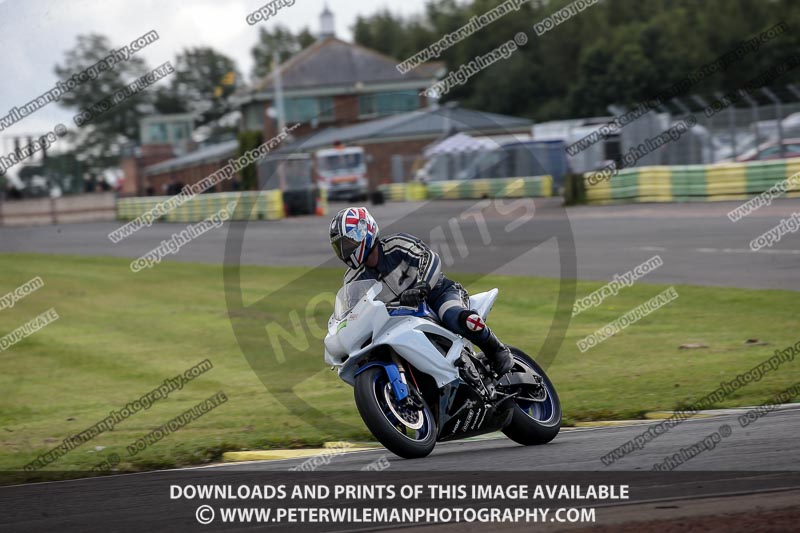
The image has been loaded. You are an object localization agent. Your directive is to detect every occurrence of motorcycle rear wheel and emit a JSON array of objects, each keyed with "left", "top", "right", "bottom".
[{"left": 501, "top": 347, "right": 562, "bottom": 446}]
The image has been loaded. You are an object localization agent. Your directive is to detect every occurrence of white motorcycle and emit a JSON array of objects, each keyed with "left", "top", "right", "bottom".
[{"left": 324, "top": 280, "right": 561, "bottom": 459}]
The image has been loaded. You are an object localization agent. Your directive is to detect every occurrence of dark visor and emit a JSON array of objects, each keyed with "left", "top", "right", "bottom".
[
  {"left": 332, "top": 235, "right": 362, "bottom": 262},
  {"left": 331, "top": 222, "right": 367, "bottom": 262}
]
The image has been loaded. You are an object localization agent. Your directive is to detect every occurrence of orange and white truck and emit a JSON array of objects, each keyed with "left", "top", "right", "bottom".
[{"left": 314, "top": 146, "right": 369, "bottom": 201}]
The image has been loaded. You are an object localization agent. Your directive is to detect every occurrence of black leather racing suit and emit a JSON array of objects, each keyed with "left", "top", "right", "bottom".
[{"left": 343, "top": 233, "right": 504, "bottom": 355}]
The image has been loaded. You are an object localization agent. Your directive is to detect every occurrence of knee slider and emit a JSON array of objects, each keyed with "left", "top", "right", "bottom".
[{"left": 458, "top": 310, "right": 486, "bottom": 332}]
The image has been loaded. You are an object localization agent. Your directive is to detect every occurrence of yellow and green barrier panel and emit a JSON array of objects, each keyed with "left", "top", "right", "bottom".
[
  {"left": 668, "top": 164, "right": 707, "bottom": 201},
  {"left": 377, "top": 182, "right": 430, "bottom": 202},
  {"left": 425, "top": 176, "right": 553, "bottom": 200},
  {"left": 584, "top": 172, "right": 613, "bottom": 204},
  {"left": 117, "top": 190, "right": 285, "bottom": 222},
  {"left": 637, "top": 166, "right": 673, "bottom": 202},
  {"left": 426, "top": 180, "right": 463, "bottom": 199},
  {"left": 405, "top": 182, "right": 428, "bottom": 201},
  {"left": 378, "top": 177, "right": 552, "bottom": 202},
  {"left": 609, "top": 168, "right": 639, "bottom": 202},
  {"left": 583, "top": 158, "right": 800, "bottom": 204},
  {"left": 705, "top": 164, "right": 748, "bottom": 201},
  {"left": 378, "top": 184, "right": 409, "bottom": 202},
  {"left": 786, "top": 159, "right": 800, "bottom": 198}
]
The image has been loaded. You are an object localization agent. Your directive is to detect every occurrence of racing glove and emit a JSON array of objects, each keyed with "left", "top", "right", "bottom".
[{"left": 399, "top": 281, "right": 429, "bottom": 307}]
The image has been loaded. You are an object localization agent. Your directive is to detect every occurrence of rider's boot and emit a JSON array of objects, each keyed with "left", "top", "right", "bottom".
[
  {"left": 457, "top": 310, "right": 514, "bottom": 375},
  {"left": 475, "top": 329, "right": 514, "bottom": 375}
]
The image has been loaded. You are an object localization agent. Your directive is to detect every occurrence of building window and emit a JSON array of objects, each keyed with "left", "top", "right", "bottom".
[
  {"left": 243, "top": 103, "right": 263, "bottom": 131},
  {"left": 283, "top": 97, "right": 334, "bottom": 122},
  {"left": 174, "top": 123, "right": 189, "bottom": 140},
  {"left": 318, "top": 96, "right": 335, "bottom": 121},
  {"left": 359, "top": 91, "right": 419, "bottom": 118},
  {"left": 140, "top": 117, "right": 194, "bottom": 148},
  {"left": 146, "top": 123, "right": 169, "bottom": 144}
]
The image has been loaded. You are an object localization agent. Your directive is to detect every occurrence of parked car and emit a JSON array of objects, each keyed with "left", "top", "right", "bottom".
[{"left": 735, "top": 138, "right": 800, "bottom": 162}]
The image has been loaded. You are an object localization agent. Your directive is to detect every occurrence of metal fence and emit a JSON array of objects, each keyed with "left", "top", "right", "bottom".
[{"left": 614, "top": 87, "right": 800, "bottom": 167}]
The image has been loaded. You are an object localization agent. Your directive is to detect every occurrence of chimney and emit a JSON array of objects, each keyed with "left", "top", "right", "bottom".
[{"left": 319, "top": 3, "right": 335, "bottom": 40}]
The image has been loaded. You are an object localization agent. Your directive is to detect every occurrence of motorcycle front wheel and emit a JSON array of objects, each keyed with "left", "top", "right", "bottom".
[{"left": 354, "top": 366, "right": 437, "bottom": 459}]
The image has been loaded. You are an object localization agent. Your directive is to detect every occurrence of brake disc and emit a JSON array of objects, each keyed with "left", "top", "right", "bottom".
[{"left": 383, "top": 383, "right": 424, "bottom": 430}]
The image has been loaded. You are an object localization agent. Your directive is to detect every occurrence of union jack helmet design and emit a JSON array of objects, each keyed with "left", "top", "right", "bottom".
[{"left": 329, "top": 207, "right": 380, "bottom": 269}]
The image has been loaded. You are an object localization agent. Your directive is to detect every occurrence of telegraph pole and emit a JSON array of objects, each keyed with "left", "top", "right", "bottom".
[
  {"left": 272, "top": 51, "right": 287, "bottom": 191},
  {"left": 0, "top": 172, "right": 5, "bottom": 227}
]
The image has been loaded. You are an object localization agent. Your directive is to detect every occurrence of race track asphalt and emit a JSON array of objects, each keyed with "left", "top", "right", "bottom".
[
  {"left": 2, "top": 199, "right": 798, "bottom": 532},
  {"left": 2, "top": 407, "right": 798, "bottom": 532},
  {"left": 1, "top": 198, "right": 798, "bottom": 290},
  {"left": 202, "top": 406, "right": 800, "bottom": 474}
]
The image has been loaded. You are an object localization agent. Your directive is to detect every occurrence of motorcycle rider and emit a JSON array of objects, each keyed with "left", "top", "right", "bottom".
[{"left": 329, "top": 206, "right": 513, "bottom": 375}]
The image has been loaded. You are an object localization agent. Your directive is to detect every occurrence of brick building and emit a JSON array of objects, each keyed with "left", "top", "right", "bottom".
[
  {"left": 268, "top": 105, "right": 533, "bottom": 189},
  {"left": 125, "top": 6, "right": 532, "bottom": 197},
  {"left": 126, "top": 6, "right": 442, "bottom": 197},
  {"left": 142, "top": 140, "right": 239, "bottom": 195},
  {"left": 119, "top": 144, "right": 176, "bottom": 196},
  {"left": 120, "top": 114, "right": 197, "bottom": 196},
  {"left": 235, "top": 6, "right": 442, "bottom": 141},
  {"left": 235, "top": 36, "right": 442, "bottom": 141}
]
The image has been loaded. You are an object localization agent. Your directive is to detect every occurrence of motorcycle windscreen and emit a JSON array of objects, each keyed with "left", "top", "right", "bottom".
[{"left": 334, "top": 280, "right": 380, "bottom": 320}]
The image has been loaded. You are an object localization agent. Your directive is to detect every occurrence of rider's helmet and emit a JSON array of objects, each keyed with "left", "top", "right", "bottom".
[{"left": 329, "top": 207, "right": 380, "bottom": 269}]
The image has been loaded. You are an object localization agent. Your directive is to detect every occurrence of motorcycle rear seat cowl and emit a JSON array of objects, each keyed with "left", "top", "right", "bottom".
[{"left": 469, "top": 288, "right": 499, "bottom": 320}]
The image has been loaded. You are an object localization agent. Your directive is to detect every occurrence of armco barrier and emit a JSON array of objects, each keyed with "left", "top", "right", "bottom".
[
  {"left": 117, "top": 190, "right": 284, "bottom": 222},
  {"left": 379, "top": 176, "right": 552, "bottom": 202},
  {"left": 1, "top": 192, "right": 116, "bottom": 226},
  {"left": 583, "top": 160, "right": 800, "bottom": 204}
]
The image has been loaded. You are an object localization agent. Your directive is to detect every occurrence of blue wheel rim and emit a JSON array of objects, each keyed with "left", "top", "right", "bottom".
[
  {"left": 372, "top": 372, "right": 433, "bottom": 441},
  {"left": 512, "top": 356, "right": 557, "bottom": 424}
]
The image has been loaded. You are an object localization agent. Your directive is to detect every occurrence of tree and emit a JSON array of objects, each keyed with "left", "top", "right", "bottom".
[
  {"left": 157, "top": 47, "right": 241, "bottom": 126},
  {"left": 297, "top": 28, "right": 316, "bottom": 50},
  {"left": 55, "top": 35, "right": 246, "bottom": 176},
  {"left": 349, "top": 0, "right": 800, "bottom": 121},
  {"left": 152, "top": 86, "right": 188, "bottom": 116},
  {"left": 250, "top": 25, "right": 315, "bottom": 80},
  {"left": 353, "top": 10, "right": 411, "bottom": 59},
  {"left": 237, "top": 130, "right": 263, "bottom": 190},
  {"left": 54, "top": 33, "right": 152, "bottom": 173}
]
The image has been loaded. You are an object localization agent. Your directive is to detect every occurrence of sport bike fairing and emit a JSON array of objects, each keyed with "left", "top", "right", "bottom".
[{"left": 324, "top": 281, "right": 498, "bottom": 388}]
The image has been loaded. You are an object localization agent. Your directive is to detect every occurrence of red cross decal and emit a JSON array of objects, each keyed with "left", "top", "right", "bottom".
[{"left": 465, "top": 314, "right": 485, "bottom": 331}]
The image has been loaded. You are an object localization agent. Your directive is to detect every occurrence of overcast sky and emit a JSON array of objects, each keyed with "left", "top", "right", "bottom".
[{"left": 0, "top": 0, "right": 429, "bottom": 180}]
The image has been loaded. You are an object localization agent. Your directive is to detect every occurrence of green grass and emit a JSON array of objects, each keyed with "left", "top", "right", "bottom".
[{"left": 0, "top": 253, "right": 798, "bottom": 480}]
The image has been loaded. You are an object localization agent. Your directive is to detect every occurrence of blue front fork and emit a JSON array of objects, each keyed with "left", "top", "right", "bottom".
[{"left": 355, "top": 361, "right": 409, "bottom": 401}]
